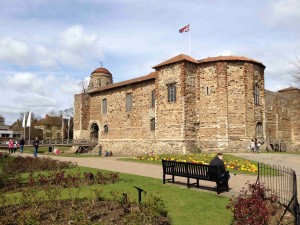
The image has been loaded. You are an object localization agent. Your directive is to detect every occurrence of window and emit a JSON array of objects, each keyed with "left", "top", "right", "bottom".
[
  {"left": 104, "top": 125, "right": 108, "bottom": 133},
  {"left": 151, "top": 90, "right": 155, "bottom": 107},
  {"left": 168, "top": 85, "right": 176, "bottom": 102},
  {"left": 256, "top": 122, "right": 263, "bottom": 135},
  {"left": 254, "top": 84, "right": 259, "bottom": 105},
  {"left": 206, "top": 86, "right": 209, "bottom": 95},
  {"left": 150, "top": 118, "right": 155, "bottom": 130},
  {"left": 102, "top": 98, "right": 107, "bottom": 115},
  {"left": 126, "top": 93, "right": 132, "bottom": 112}
]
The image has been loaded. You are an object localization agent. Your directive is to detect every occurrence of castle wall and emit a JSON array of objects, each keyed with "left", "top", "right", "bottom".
[
  {"left": 74, "top": 93, "right": 90, "bottom": 139},
  {"left": 265, "top": 89, "right": 300, "bottom": 150},
  {"left": 73, "top": 56, "right": 299, "bottom": 155}
]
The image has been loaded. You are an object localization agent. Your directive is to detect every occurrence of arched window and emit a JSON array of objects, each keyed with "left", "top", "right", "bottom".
[
  {"left": 102, "top": 98, "right": 107, "bottom": 115},
  {"left": 103, "top": 125, "right": 108, "bottom": 133},
  {"left": 150, "top": 118, "right": 155, "bottom": 131},
  {"left": 168, "top": 85, "right": 176, "bottom": 102},
  {"left": 126, "top": 93, "right": 132, "bottom": 112},
  {"left": 254, "top": 84, "right": 259, "bottom": 105},
  {"left": 151, "top": 90, "right": 155, "bottom": 107},
  {"left": 256, "top": 122, "right": 263, "bottom": 135}
]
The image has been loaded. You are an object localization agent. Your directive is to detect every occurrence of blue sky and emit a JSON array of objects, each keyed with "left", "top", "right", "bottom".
[{"left": 0, "top": 0, "right": 299, "bottom": 125}]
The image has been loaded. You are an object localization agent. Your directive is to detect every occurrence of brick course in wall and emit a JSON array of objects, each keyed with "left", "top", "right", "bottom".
[{"left": 73, "top": 54, "right": 300, "bottom": 155}]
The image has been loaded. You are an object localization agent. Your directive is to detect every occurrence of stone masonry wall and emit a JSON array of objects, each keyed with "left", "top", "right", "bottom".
[
  {"left": 73, "top": 93, "right": 90, "bottom": 140},
  {"left": 74, "top": 58, "right": 300, "bottom": 155},
  {"left": 89, "top": 79, "right": 156, "bottom": 154}
]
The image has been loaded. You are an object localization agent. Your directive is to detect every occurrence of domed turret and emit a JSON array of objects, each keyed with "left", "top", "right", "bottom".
[{"left": 88, "top": 67, "right": 113, "bottom": 90}]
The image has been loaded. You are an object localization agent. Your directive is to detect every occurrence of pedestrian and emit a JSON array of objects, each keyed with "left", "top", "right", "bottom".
[
  {"left": 209, "top": 153, "right": 230, "bottom": 180},
  {"left": 250, "top": 139, "right": 255, "bottom": 153},
  {"left": 32, "top": 137, "right": 39, "bottom": 158},
  {"left": 8, "top": 139, "right": 14, "bottom": 154},
  {"left": 13, "top": 140, "right": 18, "bottom": 153},
  {"left": 254, "top": 138, "right": 259, "bottom": 153},
  {"left": 19, "top": 137, "right": 25, "bottom": 154},
  {"left": 256, "top": 142, "right": 261, "bottom": 153}
]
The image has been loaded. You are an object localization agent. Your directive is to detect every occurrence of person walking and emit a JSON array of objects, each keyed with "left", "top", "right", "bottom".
[
  {"left": 254, "top": 138, "right": 259, "bottom": 153},
  {"left": 250, "top": 139, "right": 255, "bottom": 153},
  {"left": 32, "top": 137, "right": 39, "bottom": 158},
  {"left": 19, "top": 137, "right": 25, "bottom": 154},
  {"left": 8, "top": 139, "right": 14, "bottom": 154}
]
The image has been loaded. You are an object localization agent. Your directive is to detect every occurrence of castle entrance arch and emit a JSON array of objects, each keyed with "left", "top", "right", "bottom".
[{"left": 90, "top": 123, "right": 99, "bottom": 143}]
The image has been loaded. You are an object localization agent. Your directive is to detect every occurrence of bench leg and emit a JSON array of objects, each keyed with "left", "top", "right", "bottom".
[
  {"left": 217, "top": 183, "right": 221, "bottom": 194},
  {"left": 163, "top": 173, "right": 165, "bottom": 184},
  {"left": 187, "top": 177, "right": 190, "bottom": 188},
  {"left": 172, "top": 175, "right": 174, "bottom": 183},
  {"left": 197, "top": 179, "right": 199, "bottom": 188}
]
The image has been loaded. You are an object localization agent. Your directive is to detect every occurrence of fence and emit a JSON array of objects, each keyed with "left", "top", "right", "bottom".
[{"left": 256, "top": 163, "right": 299, "bottom": 225}]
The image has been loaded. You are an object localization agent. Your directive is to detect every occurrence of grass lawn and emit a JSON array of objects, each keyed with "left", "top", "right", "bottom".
[{"left": 3, "top": 165, "right": 233, "bottom": 225}]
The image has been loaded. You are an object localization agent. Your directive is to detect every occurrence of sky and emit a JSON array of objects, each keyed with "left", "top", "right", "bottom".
[{"left": 0, "top": 0, "right": 299, "bottom": 125}]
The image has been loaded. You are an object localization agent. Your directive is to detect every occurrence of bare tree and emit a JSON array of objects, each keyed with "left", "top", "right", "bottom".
[
  {"left": 59, "top": 108, "right": 74, "bottom": 141},
  {"left": 48, "top": 110, "right": 60, "bottom": 116},
  {"left": 79, "top": 80, "right": 89, "bottom": 93},
  {"left": 291, "top": 56, "right": 300, "bottom": 84}
]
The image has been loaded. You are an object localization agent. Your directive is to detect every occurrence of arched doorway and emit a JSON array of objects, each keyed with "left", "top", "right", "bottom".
[{"left": 90, "top": 123, "right": 99, "bottom": 143}]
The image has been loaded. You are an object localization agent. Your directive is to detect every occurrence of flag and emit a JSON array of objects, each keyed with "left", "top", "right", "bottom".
[
  {"left": 179, "top": 24, "right": 190, "bottom": 33},
  {"left": 22, "top": 114, "right": 26, "bottom": 128},
  {"left": 26, "top": 111, "right": 31, "bottom": 127}
]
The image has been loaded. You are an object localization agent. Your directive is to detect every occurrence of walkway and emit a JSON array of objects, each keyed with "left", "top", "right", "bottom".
[
  {"left": 8, "top": 152, "right": 300, "bottom": 197},
  {"left": 13, "top": 152, "right": 259, "bottom": 198}
]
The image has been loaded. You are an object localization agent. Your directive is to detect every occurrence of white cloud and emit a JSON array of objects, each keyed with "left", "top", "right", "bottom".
[
  {"left": 5, "top": 72, "right": 47, "bottom": 96},
  {"left": 35, "top": 45, "right": 58, "bottom": 68},
  {"left": 263, "top": 0, "right": 300, "bottom": 27},
  {"left": 0, "top": 71, "right": 81, "bottom": 125},
  {"left": 0, "top": 38, "right": 30, "bottom": 65},
  {"left": 217, "top": 50, "right": 235, "bottom": 56},
  {"left": 58, "top": 25, "right": 97, "bottom": 53}
]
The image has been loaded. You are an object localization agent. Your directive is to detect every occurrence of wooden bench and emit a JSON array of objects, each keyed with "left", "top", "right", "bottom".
[{"left": 162, "top": 160, "right": 229, "bottom": 194}]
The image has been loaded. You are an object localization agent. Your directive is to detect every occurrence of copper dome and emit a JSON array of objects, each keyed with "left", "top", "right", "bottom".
[{"left": 91, "top": 67, "right": 112, "bottom": 75}]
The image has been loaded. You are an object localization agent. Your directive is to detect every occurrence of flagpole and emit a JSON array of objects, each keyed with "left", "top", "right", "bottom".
[
  {"left": 28, "top": 124, "right": 31, "bottom": 145},
  {"left": 189, "top": 24, "right": 191, "bottom": 56},
  {"left": 27, "top": 111, "right": 32, "bottom": 145},
  {"left": 22, "top": 113, "right": 26, "bottom": 141}
]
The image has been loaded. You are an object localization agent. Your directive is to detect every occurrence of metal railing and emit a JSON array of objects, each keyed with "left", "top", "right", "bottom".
[{"left": 256, "top": 163, "right": 299, "bottom": 225}]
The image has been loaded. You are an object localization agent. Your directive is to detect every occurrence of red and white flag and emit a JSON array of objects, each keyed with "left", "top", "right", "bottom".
[{"left": 179, "top": 24, "right": 190, "bottom": 33}]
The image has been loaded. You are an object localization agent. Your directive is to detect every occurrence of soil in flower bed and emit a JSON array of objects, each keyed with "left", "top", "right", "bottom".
[{"left": 0, "top": 198, "right": 171, "bottom": 225}]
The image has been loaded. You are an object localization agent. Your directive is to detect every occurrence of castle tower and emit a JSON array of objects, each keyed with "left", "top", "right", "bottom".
[
  {"left": 0, "top": 114, "right": 5, "bottom": 126},
  {"left": 88, "top": 67, "right": 113, "bottom": 90}
]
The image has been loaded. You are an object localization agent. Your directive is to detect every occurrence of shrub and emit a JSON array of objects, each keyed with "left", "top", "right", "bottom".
[
  {"left": 3, "top": 156, "right": 77, "bottom": 175},
  {"left": 227, "top": 182, "right": 280, "bottom": 225}
]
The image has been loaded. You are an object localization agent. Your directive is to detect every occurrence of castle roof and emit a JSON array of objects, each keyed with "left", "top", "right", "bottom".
[
  {"left": 91, "top": 67, "right": 112, "bottom": 75},
  {"left": 88, "top": 71, "right": 157, "bottom": 94},
  {"left": 88, "top": 54, "right": 265, "bottom": 94},
  {"left": 153, "top": 54, "right": 198, "bottom": 69},
  {"left": 153, "top": 54, "right": 265, "bottom": 69},
  {"left": 278, "top": 86, "right": 300, "bottom": 92},
  {"left": 198, "top": 56, "right": 265, "bottom": 68}
]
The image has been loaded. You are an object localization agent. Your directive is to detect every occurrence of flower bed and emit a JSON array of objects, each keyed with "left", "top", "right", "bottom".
[{"left": 135, "top": 153, "right": 258, "bottom": 173}]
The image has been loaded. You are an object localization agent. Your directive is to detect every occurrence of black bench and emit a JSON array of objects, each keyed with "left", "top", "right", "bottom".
[{"left": 162, "top": 160, "right": 229, "bottom": 194}]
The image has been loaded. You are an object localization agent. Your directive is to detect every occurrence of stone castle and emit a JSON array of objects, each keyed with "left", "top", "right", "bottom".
[{"left": 74, "top": 54, "right": 300, "bottom": 155}]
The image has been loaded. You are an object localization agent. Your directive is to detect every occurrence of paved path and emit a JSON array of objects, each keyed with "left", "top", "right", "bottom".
[
  {"left": 232, "top": 153, "right": 300, "bottom": 197},
  {"left": 12, "top": 152, "right": 258, "bottom": 198},
  {"left": 8, "top": 152, "right": 300, "bottom": 198}
]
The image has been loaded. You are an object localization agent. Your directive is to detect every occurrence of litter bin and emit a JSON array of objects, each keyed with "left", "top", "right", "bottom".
[
  {"left": 48, "top": 147, "right": 52, "bottom": 153},
  {"left": 99, "top": 146, "right": 102, "bottom": 156}
]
